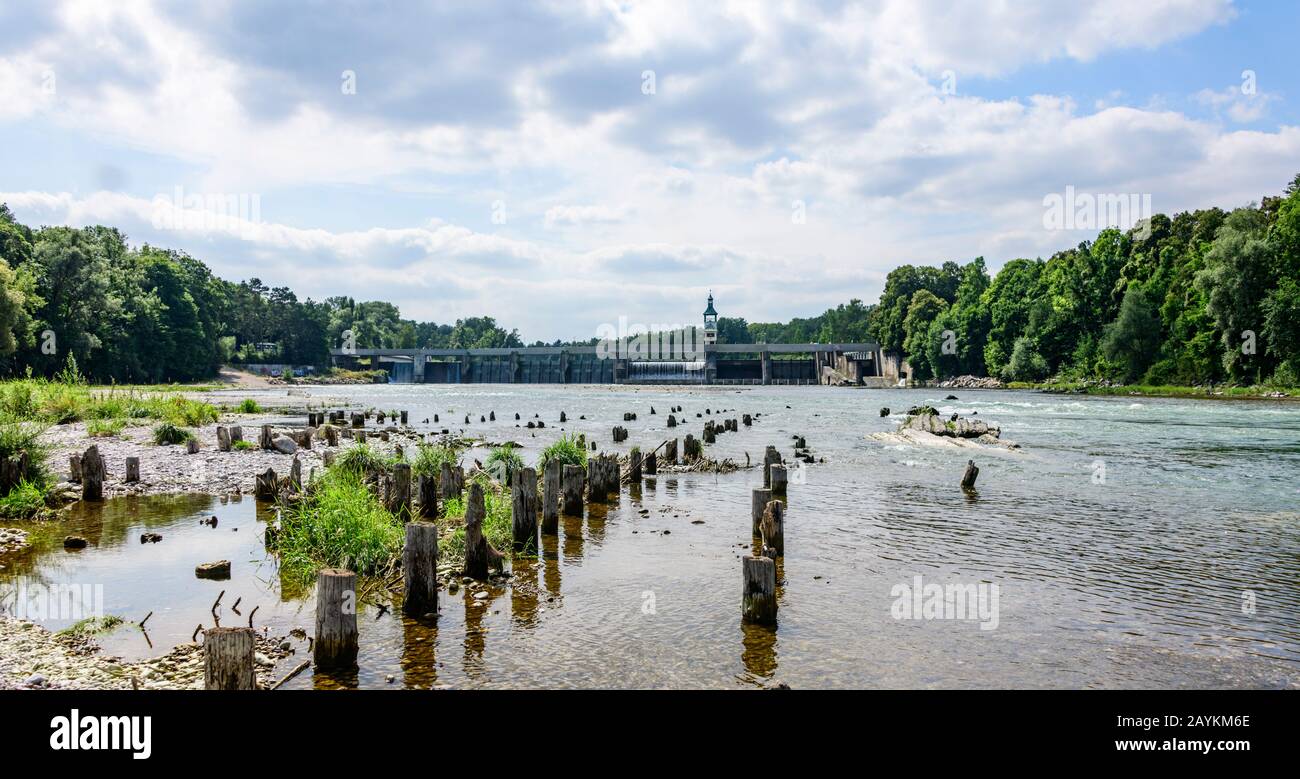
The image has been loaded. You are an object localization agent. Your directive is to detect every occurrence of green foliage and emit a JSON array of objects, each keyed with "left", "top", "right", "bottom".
[
  {"left": 334, "top": 442, "right": 389, "bottom": 476},
  {"left": 0, "top": 415, "right": 49, "bottom": 489},
  {"left": 538, "top": 433, "right": 587, "bottom": 471},
  {"left": 484, "top": 444, "right": 524, "bottom": 486},
  {"left": 236, "top": 398, "right": 261, "bottom": 413},
  {"left": 152, "top": 422, "right": 194, "bottom": 446},
  {"left": 411, "top": 442, "right": 462, "bottom": 478},
  {"left": 232, "top": 439, "right": 255, "bottom": 451},
  {"left": 86, "top": 418, "right": 125, "bottom": 437},
  {"left": 1002, "top": 337, "right": 1049, "bottom": 382},
  {"left": 270, "top": 467, "right": 404, "bottom": 587},
  {"left": 57, "top": 615, "right": 125, "bottom": 636},
  {"left": 0, "top": 479, "right": 49, "bottom": 519},
  {"left": 1102, "top": 284, "right": 1163, "bottom": 383},
  {"left": 438, "top": 479, "right": 512, "bottom": 564}
]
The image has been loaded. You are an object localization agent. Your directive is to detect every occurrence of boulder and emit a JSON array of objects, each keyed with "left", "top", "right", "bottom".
[
  {"left": 271, "top": 436, "right": 298, "bottom": 455},
  {"left": 195, "top": 560, "right": 232, "bottom": 580}
]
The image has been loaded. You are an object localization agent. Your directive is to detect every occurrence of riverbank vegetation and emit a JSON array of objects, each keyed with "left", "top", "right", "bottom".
[{"left": 538, "top": 434, "right": 587, "bottom": 471}]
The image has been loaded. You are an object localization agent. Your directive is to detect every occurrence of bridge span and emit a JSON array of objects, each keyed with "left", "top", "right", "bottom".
[{"left": 329, "top": 342, "right": 899, "bottom": 386}]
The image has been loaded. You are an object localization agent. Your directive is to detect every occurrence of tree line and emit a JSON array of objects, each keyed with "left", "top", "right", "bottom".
[{"left": 3, "top": 173, "right": 1297, "bottom": 386}]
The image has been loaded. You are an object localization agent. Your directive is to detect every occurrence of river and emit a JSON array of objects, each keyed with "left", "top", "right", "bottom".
[{"left": 3, "top": 385, "right": 1297, "bottom": 688}]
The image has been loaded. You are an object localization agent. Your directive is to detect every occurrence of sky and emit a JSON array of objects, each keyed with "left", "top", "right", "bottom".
[{"left": 1, "top": 0, "right": 1297, "bottom": 343}]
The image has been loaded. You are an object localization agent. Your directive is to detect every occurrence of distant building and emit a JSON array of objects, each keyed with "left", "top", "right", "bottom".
[{"left": 703, "top": 291, "right": 718, "bottom": 345}]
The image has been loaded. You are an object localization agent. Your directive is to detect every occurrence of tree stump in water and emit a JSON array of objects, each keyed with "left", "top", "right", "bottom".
[
  {"left": 80, "top": 446, "right": 105, "bottom": 501},
  {"left": 703, "top": 422, "right": 716, "bottom": 444},
  {"left": 204, "top": 626, "right": 256, "bottom": 690},
  {"left": 751, "top": 487, "right": 772, "bottom": 535},
  {"left": 417, "top": 474, "right": 438, "bottom": 520},
  {"left": 255, "top": 468, "right": 277, "bottom": 500},
  {"left": 586, "top": 459, "right": 601, "bottom": 502},
  {"left": 440, "top": 462, "right": 463, "bottom": 502},
  {"left": 402, "top": 522, "right": 438, "bottom": 617},
  {"left": 562, "top": 464, "right": 584, "bottom": 515},
  {"left": 629, "top": 449, "right": 642, "bottom": 482},
  {"left": 742, "top": 556, "right": 777, "bottom": 625},
  {"left": 684, "top": 435, "right": 700, "bottom": 461},
  {"left": 351, "top": 413, "right": 364, "bottom": 428},
  {"left": 464, "top": 483, "right": 503, "bottom": 579},
  {"left": 124, "top": 457, "right": 140, "bottom": 483},
  {"left": 388, "top": 462, "right": 411, "bottom": 520},
  {"left": 664, "top": 438, "right": 678, "bottom": 464},
  {"left": 542, "top": 460, "right": 561, "bottom": 534},
  {"left": 512, "top": 466, "right": 538, "bottom": 553},
  {"left": 763, "top": 446, "right": 781, "bottom": 488},
  {"left": 644, "top": 452, "right": 657, "bottom": 476},
  {"left": 961, "top": 460, "right": 979, "bottom": 490},
  {"left": 761, "top": 500, "right": 785, "bottom": 556},
  {"left": 770, "top": 464, "right": 787, "bottom": 496},
  {"left": 313, "top": 569, "right": 358, "bottom": 669},
  {"left": 216, "top": 426, "right": 231, "bottom": 452},
  {"left": 667, "top": 414, "right": 676, "bottom": 428},
  {"left": 400, "top": 410, "right": 408, "bottom": 425}
]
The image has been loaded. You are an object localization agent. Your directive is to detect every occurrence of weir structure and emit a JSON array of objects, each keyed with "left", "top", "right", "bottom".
[{"left": 329, "top": 342, "right": 895, "bottom": 386}]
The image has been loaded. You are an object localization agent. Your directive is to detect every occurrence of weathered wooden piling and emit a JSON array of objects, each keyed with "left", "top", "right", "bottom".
[
  {"left": 644, "top": 452, "right": 657, "bottom": 475},
  {"left": 629, "top": 448, "right": 642, "bottom": 482},
  {"left": 230, "top": 426, "right": 244, "bottom": 444},
  {"left": 417, "top": 474, "right": 438, "bottom": 519},
  {"left": 743, "top": 414, "right": 752, "bottom": 426},
  {"left": 761, "top": 499, "right": 785, "bottom": 556},
  {"left": 313, "top": 568, "right": 359, "bottom": 669},
  {"left": 124, "top": 456, "right": 140, "bottom": 483},
  {"left": 562, "top": 464, "right": 584, "bottom": 515},
  {"left": 440, "top": 462, "right": 464, "bottom": 501},
  {"left": 703, "top": 421, "right": 716, "bottom": 444},
  {"left": 186, "top": 438, "right": 200, "bottom": 454},
  {"left": 289, "top": 456, "right": 302, "bottom": 491},
  {"left": 260, "top": 425, "right": 274, "bottom": 450},
  {"left": 325, "top": 425, "right": 339, "bottom": 447},
  {"left": 255, "top": 468, "right": 277, "bottom": 500},
  {"left": 751, "top": 487, "right": 772, "bottom": 535},
  {"left": 402, "top": 521, "right": 439, "bottom": 616},
  {"left": 770, "top": 464, "right": 788, "bottom": 496},
  {"left": 464, "top": 483, "right": 503, "bottom": 579},
  {"left": 511, "top": 466, "right": 538, "bottom": 553},
  {"left": 389, "top": 462, "right": 411, "bottom": 520},
  {"left": 203, "top": 626, "right": 257, "bottom": 690},
  {"left": 80, "top": 446, "right": 105, "bottom": 501},
  {"left": 763, "top": 446, "right": 781, "bottom": 488},
  {"left": 664, "top": 438, "right": 678, "bottom": 464},
  {"left": 961, "top": 460, "right": 979, "bottom": 490},
  {"left": 351, "top": 412, "right": 364, "bottom": 428},
  {"left": 667, "top": 414, "right": 677, "bottom": 428},
  {"left": 742, "top": 556, "right": 777, "bottom": 625},
  {"left": 542, "top": 460, "right": 561, "bottom": 534},
  {"left": 400, "top": 410, "right": 409, "bottom": 425},
  {"left": 216, "top": 426, "right": 231, "bottom": 452},
  {"left": 68, "top": 453, "right": 81, "bottom": 483}
]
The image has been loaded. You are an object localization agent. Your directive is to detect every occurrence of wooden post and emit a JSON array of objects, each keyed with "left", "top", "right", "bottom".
[
  {"left": 389, "top": 462, "right": 411, "bottom": 520},
  {"left": 440, "top": 462, "right": 463, "bottom": 501},
  {"left": 203, "top": 626, "right": 257, "bottom": 690},
  {"left": 644, "top": 452, "right": 657, "bottom": 475},
  {"left": 289, "top": 456, "right": 302, "bottom": 491},
  {"left": 81, "top": 445, "right": 105, "bottom": 501},
  {"left": 761, "top": 500, "right": 785, "bottom": 556},
  {"left": 629, "top": 448, "right": 642, "bottom": 482},
  {"left": 216, "top": 426, "right": 231, "bottom": 452},
  {"left": 417, "top": 474, "right": 438, "bottom": 519},
  {"left": 763, "top": 446, "right": 780, "bottom": 488},
  {"left": 400, "top": 410, "right": 408, "bottom": 425},
  {"left": 230, "top": 426, "right": 244, "bottom": 444},
  {"left": 770, "top": 464, "right": 787, "bottom": 496},
  {"left": 751, "top": 487, "right": 771, "bottom": 535},
  {"left": 464, "top": 483, "right": 502, "bottom": 579},
  {"left": 665, "top": 438, "right": 678, "bottom": 464},
  {"left": 351, "top": 412, "right": 364, "bottom": 428},
  {"left": 961, "top": 459, "right": 979, "bottom": 490},
  {"left": 255, "top": 468, "right": 277, "bottom": 500},
  {"left": 542, "top": 460, "right": 561, "bottom": 534},
  {"left": 512, "top": 466, "right": 538, "bottom": 553},
  {"left": 260, "top": 425, "right": 273, "bottom": 450},
  {"left": 124, "top": 456, "right": 140, "bottom": 483},
  {"left": 325, "top": 425, "right": 339, "bottom": 446},
  {"left": 402, "top": 522, "right": 438, "bottom": 616},
  {"left": 68, "top": 453, "right": 82, "bottom": 483},
  {"left": 186, "top": 438, "right": 200, "bottom": 454},
  {"left": 313, "top": 569, "right": 359, "bottom": 669},
  {"left": 562, "top": 464, "right": 584, "bottom": 515},
  {"left": 742, "top": 556, "right": 777, "bottom": 625}
]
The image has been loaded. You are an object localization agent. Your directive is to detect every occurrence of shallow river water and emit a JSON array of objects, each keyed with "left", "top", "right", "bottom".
[{"left": 4, "top": 385, "right": 1298, "bottom": 688}]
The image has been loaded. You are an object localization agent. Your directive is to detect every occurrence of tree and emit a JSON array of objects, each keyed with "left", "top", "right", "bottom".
[
  {"left": 901, "top": 289, "right": 948, "bottom": 381},
  {"left": 715, "top": 316, "right": 750, "bottom": 344},
  {"left": 1102, "top": 284, "right": 1162, "bottom": 383},
  {"left": 1003, "top": 336, "right": 1049, "bottom": 382},
  {"left": 1196, "top": 207, "right": 1275, "bottom": 380},
  {"left": 0, "top": 258, "right": 37, "bottom": 358}
]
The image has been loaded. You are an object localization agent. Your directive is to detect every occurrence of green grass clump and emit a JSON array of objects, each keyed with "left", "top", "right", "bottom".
[
  {"left": 271, "top": 468, "right": 404, "bottom": 587},
  {"left": 412, "top": 442, "right": 462, "bottom": 478},
  {"left": 57, "top": 615, "right": 125, "bottom": 636},
  {"left": 538, "top": 433, "right": 587, "bottom": 471},
  {"left": 152, "top": 422, "right": 194, "bottom": 446},
  {"left": 0, "top": 479, "right": 49, "bottom": 519},
  {"left": 232, "top": 439, "right": 255, "bottom": 451},
  {"left": 483, "top": 444, "right": 524, "bottom": 486},
  {"left": 334, "top": 443, "right": 390, "bottom": 476},
  {"left": 0, "top": 415, "right": 50, "bottom": 490},
  {"left": 236, "top": 398, "right": 261, "bottom": 413},
  {"left": 87, "top": 418, "right": 125, "bottom": 437}
]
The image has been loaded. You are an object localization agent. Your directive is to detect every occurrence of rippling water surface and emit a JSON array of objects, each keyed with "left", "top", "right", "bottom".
[{"left": 4, "top": 386, "right": 1297, "bottom": 688}]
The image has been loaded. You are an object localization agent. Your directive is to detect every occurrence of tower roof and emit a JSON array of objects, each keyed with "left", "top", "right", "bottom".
[{"left": 703, "top": 292, "right": 717, "bottom": 317}]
